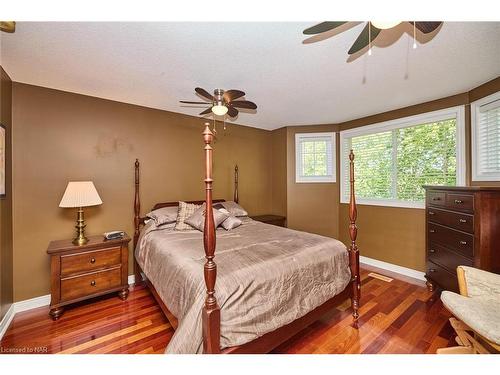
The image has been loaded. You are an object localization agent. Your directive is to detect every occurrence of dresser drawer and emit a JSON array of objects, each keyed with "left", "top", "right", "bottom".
[
  {"left": 428, "top": 223, "right": 473, "bottom": 258},
  {"left": 427, "top": 208, "right": 474, "bottom": 233},
  {"left": 427, "top": 191, "right": 446, "bottom": 207},
  {"left": 428, "top": 243, "right": 473, "bottom": 273},
  {"left": 445, "top": 193, "right": 474, "bottom": 213},
  {"left": 61, "top": 247, "right": 122, "bottom": 276},
  {"left": 426, "top": 261, "right": 458, "bottom": 292},
  {"left": 60, "top": 267, "right": 122, "bottom": 301}
]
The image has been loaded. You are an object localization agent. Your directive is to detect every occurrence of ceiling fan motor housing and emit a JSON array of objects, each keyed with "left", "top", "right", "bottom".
[{"left": 214, "top": 89, "right": 224, "bottom": 104}]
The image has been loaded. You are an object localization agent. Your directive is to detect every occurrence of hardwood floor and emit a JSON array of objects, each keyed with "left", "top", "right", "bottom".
[{"left": 0, "top": 267, "right": 455, "bottom": 354}]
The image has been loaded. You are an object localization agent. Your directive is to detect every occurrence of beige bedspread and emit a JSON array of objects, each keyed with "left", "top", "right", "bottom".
[{"left": 135, "top": 217, "right": 351, "bottom": 354}]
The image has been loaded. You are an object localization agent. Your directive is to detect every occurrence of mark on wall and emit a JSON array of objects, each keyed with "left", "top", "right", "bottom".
[{"left": 94, "top": 134, "right": 134, "bottom": 158}]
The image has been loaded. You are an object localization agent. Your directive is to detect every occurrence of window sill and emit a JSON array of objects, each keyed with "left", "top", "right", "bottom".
[{"left": 339, "top": 198, "right": 425, "bottom": 209}]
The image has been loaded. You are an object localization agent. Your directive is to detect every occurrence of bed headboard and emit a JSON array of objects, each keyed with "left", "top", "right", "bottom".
[{"left": 133, "top": 159, "right": 237, "bottom": 248}]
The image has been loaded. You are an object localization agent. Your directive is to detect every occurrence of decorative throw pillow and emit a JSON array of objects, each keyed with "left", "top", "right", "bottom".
[
  {"left": 220, "top": 201, "right": 248, "bottom": 217},
  {"left": 213, "top": 205, "right": 243, "bottom": 230},
  {"left": 185, "top": 203, "right": 229, "bottom": 232},
  {"left": 174, "top": 201, "right": 202, "bottom": 231},
  {"left": 146, "top": 206, "right": 179, "bottom": 226}
]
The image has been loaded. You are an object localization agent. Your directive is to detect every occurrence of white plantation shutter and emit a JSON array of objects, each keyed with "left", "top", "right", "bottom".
[
  {"left": 473, "top": 97, "right": 500, "bottom": 180},
  {"left": 340, "top": 107, "right": 465, "bottom": 208},
  {"left": 295, "top": 132, "right": 335, "bottom": 183}
]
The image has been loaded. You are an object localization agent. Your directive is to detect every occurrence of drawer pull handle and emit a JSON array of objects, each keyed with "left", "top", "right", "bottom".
[
  {"left": 90, "top": 258, "right": 96, "bottom": 264},
  {"left": 429, "top": 229, "right": 436, "bottom": 233},
  {"left": 459, "top": 241, "right": 467, "bottom": 245},
  {"left": 429, "top": 249, "right": 435, "bottom": 253},
  {"left": 428, "top": 211, "right": 435, "bottom": 216},
  {"left": 454, "top": 199, "right": 463, "bottom": 204},
  {"left": 432, "top": 197, "right": 441, "bottom": 201},
  {"left": 459, "top": 219, "right": 467, "bottom": 223},
  {"left": 90, "top": 280, "right": 96, "bottom": 286},
  {"left": 429, "top": 269, "right": 436, "bottom": 273}
]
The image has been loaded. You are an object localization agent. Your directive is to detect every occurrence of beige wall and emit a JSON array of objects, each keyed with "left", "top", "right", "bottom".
[
  {"left": 0, "top": 66, "right": 13, "bottom": 319},
  {"left": 12, "top": 83, "right": 274, "bottom": 301},
  {"left": 285, "top": 125, "right": 340, "bottom": 238}
]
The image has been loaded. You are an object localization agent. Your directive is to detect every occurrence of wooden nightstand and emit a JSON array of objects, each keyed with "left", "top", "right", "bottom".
[
  {"left": 47, "top": 234, "right": 131, "bottom": 320},
  {"left": 250, "top": 215, "right": 286, "bottom": 227}
]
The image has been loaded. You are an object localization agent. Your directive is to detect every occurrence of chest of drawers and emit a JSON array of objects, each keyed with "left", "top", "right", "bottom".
[
  {"left": 424, "top": 186, "right": 500, "bottom": 292},
  {"left": 47, "top": 234, "right": 131, "bottom": 320}
]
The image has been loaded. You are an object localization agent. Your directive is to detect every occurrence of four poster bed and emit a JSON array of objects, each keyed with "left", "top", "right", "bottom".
[{"left": 132, "top": 124, "right": 360, "bottom": 354}]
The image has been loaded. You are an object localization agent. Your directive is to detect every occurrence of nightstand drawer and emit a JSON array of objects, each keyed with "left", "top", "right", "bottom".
[
  {"left": 61, "top": 267, "right": 122, "bottom": 301},
  {"left": 61, "top": 247, "right": 121, "bottom": 276}
]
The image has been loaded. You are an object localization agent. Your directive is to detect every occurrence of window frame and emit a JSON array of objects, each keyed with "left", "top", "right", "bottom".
[
  {"left": 471, "top": 91, "right": 500, "bottom": 182},
  {"left": 295, "top": 132, "right": 336, "bottom": 183},
  {"left": 339, "top": 106, "right": 466, "bottom": 209}
]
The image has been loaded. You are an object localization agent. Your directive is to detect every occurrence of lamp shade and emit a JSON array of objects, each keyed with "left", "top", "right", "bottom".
[{"left": 59, "top": 181, "right": 103, "bottom": 208}]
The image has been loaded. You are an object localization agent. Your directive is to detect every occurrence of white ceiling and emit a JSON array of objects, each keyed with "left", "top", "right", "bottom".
[{"left": 1, "top": 22, "right": 499, "bottom": 130}]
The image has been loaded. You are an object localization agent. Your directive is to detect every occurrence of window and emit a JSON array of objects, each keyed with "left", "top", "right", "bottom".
[
  {"left": 340, "top": 107, "right": 465, "bottom": 208},
  {"left": 295, "top": 132, "right": 336, "bottom": 183},
  {"left": 472, "top": 91, "right": 500, "bottom": 181}
]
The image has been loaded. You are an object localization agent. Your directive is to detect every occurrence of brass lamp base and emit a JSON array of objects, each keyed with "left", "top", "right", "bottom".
[{"left": 72, "top": 207, "right": 89, "bottom": 246}]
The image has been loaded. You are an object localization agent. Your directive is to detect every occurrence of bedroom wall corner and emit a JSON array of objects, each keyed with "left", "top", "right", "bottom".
[
  {"left": 285, "top": 124, "right": 340, "bottom": 238},
  {"left": 0, "top": 65, "right": 14, "bottom": 320},
  {"left": 270, "top": 127, "right": 287, "bottom": 217}
]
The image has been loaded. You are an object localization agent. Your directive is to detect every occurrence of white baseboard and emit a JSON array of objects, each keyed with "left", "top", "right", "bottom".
[
  {"left": 359, "top": 255, "right": 426, "bottom": 282},
  {"left": 0, "top": 274, "right": 137, "bottom": 341},
  {"left": 0, "top": 304, "right": 15, "bottom": 341}
]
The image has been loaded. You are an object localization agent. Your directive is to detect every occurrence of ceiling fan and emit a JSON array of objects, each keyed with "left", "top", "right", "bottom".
[
  {"left": 303, "top": 21, "right": 443, "bottom": 55},
  {"left": 180, "top": 87, "right": 257, "bottom": 118},
  {"left": 0, "top": 21, "right": 16, "bottom": 33}
]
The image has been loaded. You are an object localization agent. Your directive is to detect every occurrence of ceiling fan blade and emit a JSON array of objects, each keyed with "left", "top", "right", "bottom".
[
  {"left": 348, "top": 23, "right": 381, "bottom": 55},
  {"left": 199, "top": 107, "right": 213, "bottom": 115},
  {"left": 303, "top": 21, "right": 347, "bottom": 35},
  {"left": 195, "top": 87, "right": 214, "bottom": 101},
  {"left": 230, "top": 100, "right": 257, "bottom": 110},
  {"left": 410, "top": 22, "right": 443, "bottom": 34},
  {"left": 223, "top": 90, "right": 245, "bottom": 102},
  {"left": 227, "top": 105, "right": 238, "bottom": 118},
  {"left": 180, "top": 100, "right": 210, "bottom": 104}
]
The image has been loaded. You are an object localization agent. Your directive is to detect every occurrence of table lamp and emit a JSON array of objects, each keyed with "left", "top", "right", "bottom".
[{"left": 59, "top": 181, "right": 103, "bottom": 245}]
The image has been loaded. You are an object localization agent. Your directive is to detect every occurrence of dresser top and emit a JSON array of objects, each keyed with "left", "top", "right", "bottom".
[
  {"left": 423, "top": 185, "right": 500, "bottom": 192},
  {"left": 47, "top": 234, "right": 131, "bottom": 254}
]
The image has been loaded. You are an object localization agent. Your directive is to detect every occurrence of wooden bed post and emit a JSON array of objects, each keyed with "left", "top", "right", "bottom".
[
  {"left": 202, "top": 124, "right": 221, "bottom": 354},
  {"left": 133, "top": 159, "right": 143, "bottom": 285},
  {"left": 234, "top": 164, "right": 239, "bottom": 203},
  {"left": 348, "top": 150, "right": 360, "bottom": 323}
]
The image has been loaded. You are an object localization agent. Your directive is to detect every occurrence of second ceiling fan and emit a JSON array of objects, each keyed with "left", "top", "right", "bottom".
[
  {"left": 180, "top": 87, "right": 257, "bottom": 118},
  {"left": 303, "top": 21, "right": 443, "bottom": 55}
]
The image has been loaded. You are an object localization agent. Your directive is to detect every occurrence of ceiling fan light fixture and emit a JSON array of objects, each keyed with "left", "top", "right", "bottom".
[
  {"left": 371, "top": 21, "right": 401, "bottom": 30},
  {"left": 212, "top": 104, "right": 228, "bottom": 116}
]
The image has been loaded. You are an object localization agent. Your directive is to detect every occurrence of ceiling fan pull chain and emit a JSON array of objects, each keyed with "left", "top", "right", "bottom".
[
  {"left": 413, "top": 22, "right": 417, "bottom": 49},
  {"left": 212, "top": 116, "right": 217, "bottom": 134},
  {"left": 368, "top": 22, "right": 372, "bottom": 56}
]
